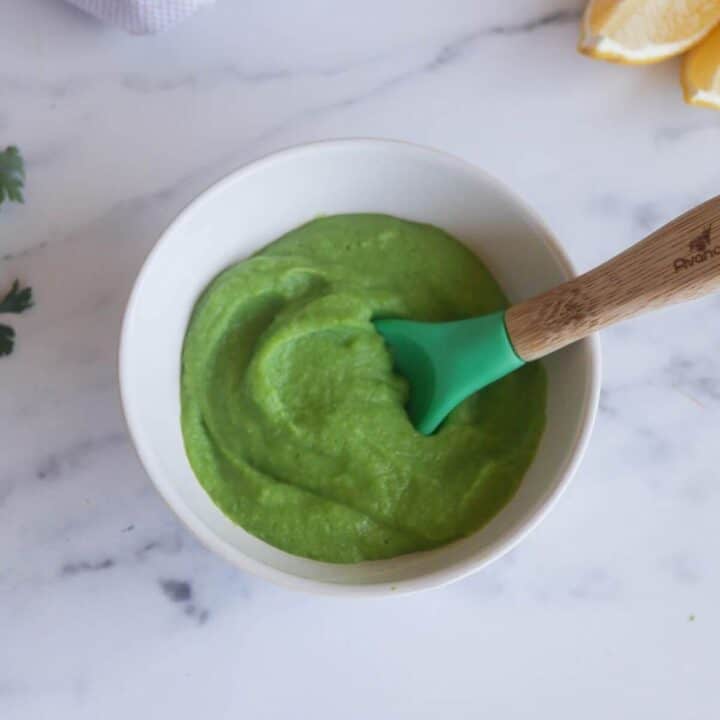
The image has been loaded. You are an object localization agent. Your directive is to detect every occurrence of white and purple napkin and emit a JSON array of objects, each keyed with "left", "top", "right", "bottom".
[{"left": 66, "top": 0, "right": 214, "bottom": 34}]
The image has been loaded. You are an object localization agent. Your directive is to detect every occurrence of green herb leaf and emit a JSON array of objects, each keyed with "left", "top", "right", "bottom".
[
  {"left": 0, "top": 280, "right": 33, "bottom": 314},
  {"left": 0, "top": 146, "right": 25, "bottom": 206},
  {"left": 0, "top": 324, "right": 15, "bottom": 356}
]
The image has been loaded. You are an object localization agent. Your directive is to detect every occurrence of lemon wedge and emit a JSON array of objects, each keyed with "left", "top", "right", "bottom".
[
  {"left": 579, "top": 0, "right": 720, "bottom": 64},
  {"left": 683, "top": 23, "right": 720, "bottom": 109}
]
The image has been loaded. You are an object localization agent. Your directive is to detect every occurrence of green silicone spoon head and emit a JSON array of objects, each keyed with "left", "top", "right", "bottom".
[{"left": 373, "top": 311, "right": 525, "bottom": 435}]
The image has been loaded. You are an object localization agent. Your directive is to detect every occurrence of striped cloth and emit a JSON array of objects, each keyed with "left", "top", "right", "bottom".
[{"left": 66, "top": 0, "right": 214, "bottom": 34}]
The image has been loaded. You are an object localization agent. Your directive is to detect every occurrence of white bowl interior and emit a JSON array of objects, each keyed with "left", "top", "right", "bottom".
[{"left": 120, "top": 140, "right": 599, "bottom": 595}]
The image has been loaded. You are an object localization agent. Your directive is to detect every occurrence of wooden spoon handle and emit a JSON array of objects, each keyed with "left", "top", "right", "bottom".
[{"left": 505, "top": 195, "right": 720, "bottom": 362}]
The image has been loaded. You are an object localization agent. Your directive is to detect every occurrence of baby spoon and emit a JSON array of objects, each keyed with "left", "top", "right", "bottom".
[{"left": 374, "top": 195, "right": 720, "bottom": 434}]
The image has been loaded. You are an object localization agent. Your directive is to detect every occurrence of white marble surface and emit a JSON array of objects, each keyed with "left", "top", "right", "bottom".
[{"left": 2, "top": 1, "right": 720, "bottom": 717}]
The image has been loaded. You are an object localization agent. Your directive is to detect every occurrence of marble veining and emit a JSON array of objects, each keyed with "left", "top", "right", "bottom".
[
  {"left": 2, "top": 1, "right": 720, "bottom": 718},
  {"left": 61, "top": 558, "right": 115, "bottom": 576}
]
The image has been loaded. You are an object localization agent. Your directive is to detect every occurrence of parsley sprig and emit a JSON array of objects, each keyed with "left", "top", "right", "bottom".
[
  {"left": 0, "top": 324, "right": 15, "bottom": 357},
  {"left": 1, "top": 145, "right": 32, "bottom": 357},
  {"left": 0, "top": 280, "right": 32, "bottom": 357},
  {"left": 0, "top": 146, "right": 25, "bottom": 206},
  {"left": 0, "top": 279, "right": 33, "bottom": 314}
]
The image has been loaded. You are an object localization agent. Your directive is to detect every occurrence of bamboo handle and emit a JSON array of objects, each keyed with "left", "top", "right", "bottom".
[{"left": 505, "top": 195, "right": 720, "bottom": 362}]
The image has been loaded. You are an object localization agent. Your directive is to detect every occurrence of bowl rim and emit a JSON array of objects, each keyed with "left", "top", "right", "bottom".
[{"left": 119, "top": 137, "right": 601, "bottom": 597}]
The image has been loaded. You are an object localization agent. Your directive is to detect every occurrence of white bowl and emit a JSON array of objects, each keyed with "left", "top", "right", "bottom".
[{"left": 120, "top": 139, "right": 600, "bottom": 596}]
